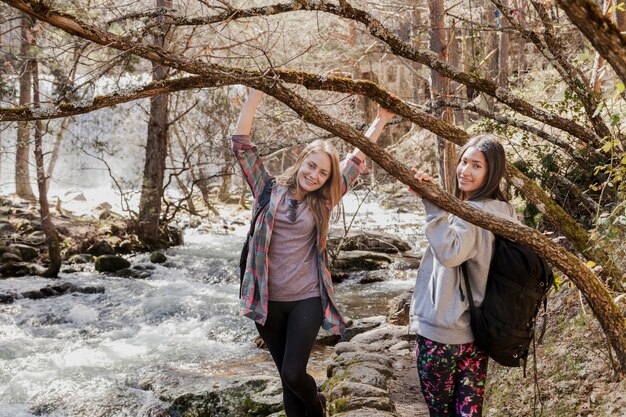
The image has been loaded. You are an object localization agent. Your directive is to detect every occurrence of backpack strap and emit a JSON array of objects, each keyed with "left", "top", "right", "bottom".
[
  {"left": 247, "top": 176, "right": 275, "bottom": 238},
  {"left": 460, "top": 262, "right": 476, "bottom": 310}
]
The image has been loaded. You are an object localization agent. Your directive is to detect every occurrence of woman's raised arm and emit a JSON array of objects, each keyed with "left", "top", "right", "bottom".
[
  {"left": 233, "top": 89, "right": 264, "bottom": 136},
  {"left": 350, "top": 105, "right": 395, "bottom": 161}
]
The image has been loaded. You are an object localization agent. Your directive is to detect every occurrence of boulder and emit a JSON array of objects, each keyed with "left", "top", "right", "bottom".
[
  {"left": 0, "top": 221, "right": 15, "bottom": 235},
  {"left": 1, "top": 252, "right": 23, "bottom": 263},
  {"left": 21, "top": 282, "right": 105, "bottom": 300},
  {"left": 150, "top": 251, "right": 167, "bottom": 264},
  {"left": 67, "top": 253, "right": 94, "bottom": 264},
  {"left": 166, "top": 376, "right": 283, "bottom": 417},
  {"left": 88, "top": 240, "right": 115, "bottom": 256},
  {"left": 331, "top": 251, "right": 392, "bottom": 272},
  {"left": 0, "top": 291, "right": 17, "bottom": 304},
  {"left": 9, "top": 244, "right": 39, "bottom": 261},
  {"left": 387, "top": 290, "right": 412, "bottom": 326},
  {"left": 0, "top": 262, "right": 36, "bottom": 277},
  {"left": 95, "top": 255, "right": 130, "bottom": 272},
  {"left": 328, "top": 231, "right": 411, "bottom": 254},
  {"left": 341, "top": 316, "right": 386, "bottom": 342}
]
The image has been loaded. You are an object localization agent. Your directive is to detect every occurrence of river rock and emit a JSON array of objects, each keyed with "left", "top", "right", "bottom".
[
  {"left": 64, "top": 190, "right": 87, "bottom": 201},
  {"left": 0, "top": 291, "right": 17, "bottom": 303},
  {"left": 167, "top": 376, "right": 283, "bottom": 417},
  {"left": 20, "top": 282, "right": 105, "bottom": 301},
  {"left": 387, "top": 290, "right": 412, "bottom": 326},
  {"left": 95, "top": 255, "right": 131, "bottom": 272},
  {"left": 323, "top": 323, "right": 414, "bottom": 417},
  {"left": 150, "top": 251, "right": 167, "bottom": 264},
  {"left": 166, "top": 225, "right": 184, "bottom": 246},
  {"left": 341, "top": 316, "right": 386, "bottom": 342},
  {"left": 1, "top": 252, "right": 22, "bottom": 263},
  {"left": 88, "top": 240, "right": 115, "bottom": 256},
  {"left": 68, "top": 253, "right": 94, "bottom": 264},
  {"left": 328, "top": 231, "right": 411, "bottom": 254},
  {"left": 332, "top": 251, "right": 392, "bottom": 272},
  {"left": 332, "top": 410, "right": 396, "bottom": 417},
  {"left": 359, "top": 269, "right": 389, "bottom": 283},
  {"left": 0, "top": 221, "right": 15, "bottom": 235},
  {"left": 9, "top": 244, "right": 39, "bottom": 261},
  {"left": 0, "top": 261, "right": 35, "bottom": 277}
]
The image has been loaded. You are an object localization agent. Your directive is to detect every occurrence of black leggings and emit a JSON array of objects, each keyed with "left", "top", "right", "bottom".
[{"left": 255, "top": 297, "right": 324, "bottom": 417}]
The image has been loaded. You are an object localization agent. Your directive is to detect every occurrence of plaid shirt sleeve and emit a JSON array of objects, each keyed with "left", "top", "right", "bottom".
[
  {"left": 340, "top": 154, "right": 368, "bottom": 195},
  {"left": 231, "top": 134, "right": 270, "bottom": 199}
]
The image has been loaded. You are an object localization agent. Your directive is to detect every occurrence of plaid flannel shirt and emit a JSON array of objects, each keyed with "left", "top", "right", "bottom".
[{"left": 232, "top": 134, "right": 367, "bottom": 335}]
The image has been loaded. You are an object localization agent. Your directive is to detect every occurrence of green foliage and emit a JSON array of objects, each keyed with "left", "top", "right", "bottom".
[{"left": 588, "top": 101, "right": 626, "bottom": 275}]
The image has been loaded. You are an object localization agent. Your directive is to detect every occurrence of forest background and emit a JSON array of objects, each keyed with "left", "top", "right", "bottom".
[{"left": 0, "top": 0, "right": 625, "bottom": 415}]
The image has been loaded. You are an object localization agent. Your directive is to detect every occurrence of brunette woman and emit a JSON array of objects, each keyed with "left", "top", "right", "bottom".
[{"left": 409, "top": 134, "right": 517, "bottom": 416}]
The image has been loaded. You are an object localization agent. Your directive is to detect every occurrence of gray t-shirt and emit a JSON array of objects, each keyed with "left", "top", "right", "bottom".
[{"left": 267, "top": 195, "right": 320, "bottom": 301}]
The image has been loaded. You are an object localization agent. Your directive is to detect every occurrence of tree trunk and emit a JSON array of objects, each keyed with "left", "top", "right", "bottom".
[
  {"left": 429, "top": 0, "right": 456, "bottom": 192},
  {"left": 497, "top": 1, "right": 510, "bottom": 88},
  {"left": 136, "top": 0, "right": 172, "bottom": 247},
  {"left": 616, "top": 5, "right": 626, "bottom": 31},
  {"left": 449, "top": 27, "right": 465, "bottom": 126},
  {"left": 31, "top": 58, "right": 61, "bottom": 277},
  {"left": 15, "top": 15, "right": 36, "bottom": 201},
  {"left": 45, "top": 117, "right": 71, "bottom": 189}
]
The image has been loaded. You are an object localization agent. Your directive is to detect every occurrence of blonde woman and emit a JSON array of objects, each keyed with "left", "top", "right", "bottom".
[{"left": 232, "top": 89, "right": 393, "bottom": 417}]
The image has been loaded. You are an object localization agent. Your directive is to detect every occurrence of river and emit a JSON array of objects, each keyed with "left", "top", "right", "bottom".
[{"left": 0, "top": 192, "right": 424, "bottom": 417}]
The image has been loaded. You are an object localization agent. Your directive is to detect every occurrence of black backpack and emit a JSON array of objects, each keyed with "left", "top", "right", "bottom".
[
  {"left": 461, "top": 236, "right": 554, "bottom": 367},
  {"left": 239, "top": 176, "right": 274, "bottom": 298}
]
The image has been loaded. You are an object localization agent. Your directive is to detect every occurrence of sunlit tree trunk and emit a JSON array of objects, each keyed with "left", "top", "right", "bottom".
[
  {"left": 136, "top": 0, "right": 172, "bottom": 247},
  {"left": 430, "top": 0, "right": 456, "bottom": 192},
  {"left": 15, "top": 15, "right": 36, "bottom": 200}
]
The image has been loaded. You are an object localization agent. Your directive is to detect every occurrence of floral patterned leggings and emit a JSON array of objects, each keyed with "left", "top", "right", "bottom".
[{"left": 416, "top": 335, "right": 489, "bottom": 417}]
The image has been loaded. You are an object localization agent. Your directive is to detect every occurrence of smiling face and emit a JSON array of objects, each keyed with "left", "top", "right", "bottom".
[
  {"left": 296, "top": 151, "right": 332, "bottom": 197},
  {"left": 456, "top": 146, "right": 488, "bottom": 200}
]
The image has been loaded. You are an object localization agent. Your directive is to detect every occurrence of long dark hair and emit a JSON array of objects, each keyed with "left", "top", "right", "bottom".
[{"left": 454, "top": 134, "right": 508, "bottom": 202}]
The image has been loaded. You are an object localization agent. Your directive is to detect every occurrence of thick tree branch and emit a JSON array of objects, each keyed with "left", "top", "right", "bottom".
[
  {"left": 556, "top": 0, "right": 626, "bottom": 85},
  {"left": 3, "top": 0, "right": 598, "bottom": 145},
  {"left": 1, "top": 0, "right": 622, "bottom": 287},
  {"left": 0, "top": 76, "right": 224, "bottom": 121},
  {"left": 257, "top": 80, "right": 626, "bottom": 371},
  {"left": 175, "top": 0, "right": 601, "bottom": 145}
]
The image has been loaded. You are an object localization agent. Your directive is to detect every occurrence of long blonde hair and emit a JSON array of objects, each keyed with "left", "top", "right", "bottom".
[{"left": 276, "top": 140, "right": 342, "bottom": 249}]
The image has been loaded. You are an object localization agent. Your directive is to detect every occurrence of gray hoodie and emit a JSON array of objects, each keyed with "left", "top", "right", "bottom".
[{"left": 409, "top": 198, "right": 517, "bottom": 344}]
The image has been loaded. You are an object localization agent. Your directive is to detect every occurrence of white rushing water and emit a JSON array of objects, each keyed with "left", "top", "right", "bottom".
[{"left": 0, "top": 190, "right": 425, "bottom": 417}]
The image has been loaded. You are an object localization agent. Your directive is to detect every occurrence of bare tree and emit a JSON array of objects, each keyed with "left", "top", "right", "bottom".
[
  {"left": 15, "top": 14, "right": 36, "bottom": 200},
  {"left": 1, "top": 0, "right": 625, "bottom": 372}
]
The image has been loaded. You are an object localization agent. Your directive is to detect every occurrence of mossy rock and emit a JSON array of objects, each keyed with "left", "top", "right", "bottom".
[
  {"left": 95, "top": 255, "right": 130, "bottom": 272},
  {"left": 150, "top": 251, "right": 167, "bottom": 264}
]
